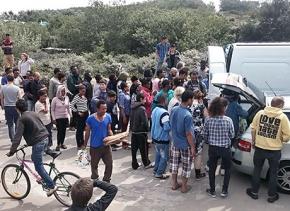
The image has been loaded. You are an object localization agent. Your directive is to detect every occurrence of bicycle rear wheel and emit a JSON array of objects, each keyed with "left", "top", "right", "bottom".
[
  {"left": 1, "top": 164, "right": 31, "bottom": 200},
  {"left": 53, "top": 172, "right": 80, "bottom": 207}
]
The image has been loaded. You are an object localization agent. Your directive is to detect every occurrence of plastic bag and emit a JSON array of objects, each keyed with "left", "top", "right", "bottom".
[{"left": 77, "top": 149, "right": 90, "bottom": 167}]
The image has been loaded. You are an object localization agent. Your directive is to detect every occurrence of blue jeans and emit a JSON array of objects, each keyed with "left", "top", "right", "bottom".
[
  {"left": 27, "top": 100, "right": 35, "bottom": 111},
  {"left": 4, "top": 106, "right": 19, "bottom": 141},
  {"left": 153, "top": 143, "right": 169, "bottom": 176},
  {"left": 31, "top": 138, "right": 55, "bottom": 189},
  {"left": 90, "top": 99, "right": 97, "bottom": 114}
]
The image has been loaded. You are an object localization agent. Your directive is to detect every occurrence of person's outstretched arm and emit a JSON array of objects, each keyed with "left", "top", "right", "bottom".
[{"left": 89, "top": 180, "right": 118, "bottom": 211}]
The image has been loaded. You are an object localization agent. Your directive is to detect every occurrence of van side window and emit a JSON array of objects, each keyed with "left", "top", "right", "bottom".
[{"left": 225, "top": 44, "right": 233, "bottom": 72}]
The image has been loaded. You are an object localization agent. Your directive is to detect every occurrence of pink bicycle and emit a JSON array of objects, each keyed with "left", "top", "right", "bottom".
[{"left": 1, "top": 145, "right": 80, "bottom": 207}]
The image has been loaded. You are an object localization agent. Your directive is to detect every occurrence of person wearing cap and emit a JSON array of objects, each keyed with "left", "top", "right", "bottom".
[{"left": 18, "top": 53, "right": 34, "bottom": 78}]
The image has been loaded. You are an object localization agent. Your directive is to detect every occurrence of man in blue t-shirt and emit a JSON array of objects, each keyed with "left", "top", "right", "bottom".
[
  {"left": 169, "top": 90, "right": 196, "bottom": 193},
  {"left": 84, "top": 100, "right": 113, "bottom": 182}
]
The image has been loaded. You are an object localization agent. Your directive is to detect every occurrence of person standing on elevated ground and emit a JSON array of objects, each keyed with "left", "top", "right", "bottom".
[{"left": 1, "top": 34, "right": 14, "bottom": 68}]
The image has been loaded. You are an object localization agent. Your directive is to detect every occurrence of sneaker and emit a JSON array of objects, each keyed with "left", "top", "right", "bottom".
[
  {"left": 220, "top": 169, "right": 225, "bottom": 176},
  {"left": 144, "top": 163, "right": 154, "bottom": 169},
  {"left": 206, "top": 188, "right": 216, "bottom": 198},
  {"left": 196, "top": 172, "right": 206, "bottom": 181},
  {"left": 61, "top": 145, "right": 67, "bottom": 149},
  {"left": 155, "top": 174, "right": 170, "bottom": 180},
  {"left": 55, "top": 146, "right": 60, "bottom": 152},
  {"left": 267, "top": 193, "right": 279, "bottom": 203},
  {"left": 246, "top": 188, "right": 258, "bottom": 200},
  {"left": 132, "top": 162, "right": 141, "bottom": 170},
  {"left": 47, "top": 186, "right": 58, "bottom": 197},
  {"left": 220, "top": 190, "right": 228, "bottom": 198}
]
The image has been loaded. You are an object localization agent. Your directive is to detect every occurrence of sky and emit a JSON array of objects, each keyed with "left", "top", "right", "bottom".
[
  {"left": 0, "top": 0, "right": 222, "bottom": 13},
  {"left": 0, "top": 0, "right": 269, "bottom": 14}
]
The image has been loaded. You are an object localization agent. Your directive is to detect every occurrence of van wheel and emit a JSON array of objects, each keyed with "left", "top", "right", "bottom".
[{"left": 277, "top": 161, "right": 290, "bottom": 194}]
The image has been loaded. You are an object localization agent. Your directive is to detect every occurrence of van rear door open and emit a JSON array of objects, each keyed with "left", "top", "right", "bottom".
[{"left": 207, "top": 46, "right": 227, "bottom": 100}]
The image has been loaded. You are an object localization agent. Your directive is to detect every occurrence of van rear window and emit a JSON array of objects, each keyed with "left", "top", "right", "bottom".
[{"left": 240, "top": 63, "right": 290, "bottom": 92}]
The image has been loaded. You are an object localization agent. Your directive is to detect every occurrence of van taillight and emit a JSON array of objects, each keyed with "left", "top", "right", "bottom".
[{"left": 238, "top": 140, "right": 251, "bottom": 152}]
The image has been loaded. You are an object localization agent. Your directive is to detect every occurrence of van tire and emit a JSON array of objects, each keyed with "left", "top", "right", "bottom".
[{"left": 277, "top": 161, "right": 290, "bottom": 194}]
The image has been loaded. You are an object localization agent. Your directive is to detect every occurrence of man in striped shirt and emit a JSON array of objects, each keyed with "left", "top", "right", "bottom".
[{"left": 71, "top": 85, "right": 89, "bottom": 149}]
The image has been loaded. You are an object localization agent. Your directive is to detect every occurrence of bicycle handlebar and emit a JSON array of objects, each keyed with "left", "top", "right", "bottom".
[
  {"left": 15, "top": 144, "right": 28, "bottom": 153},
  {"left": 13, "top": 145, "right": 28, "bottom": 160}
]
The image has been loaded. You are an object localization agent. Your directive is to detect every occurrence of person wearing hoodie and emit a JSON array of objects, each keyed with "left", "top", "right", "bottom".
[
  {"left": 247, "top": 97, "right": 290, "bottom": 203},
  {"left": 51, "top": 85, "right": 71, "bottom": 151},
  {"left": 130, "top": 93, "right": 152, "bottom": 170}
]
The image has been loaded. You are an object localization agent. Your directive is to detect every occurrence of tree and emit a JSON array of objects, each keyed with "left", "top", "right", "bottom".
[{"left": 239, "top": 0, "right": 290, "bottom": 42}]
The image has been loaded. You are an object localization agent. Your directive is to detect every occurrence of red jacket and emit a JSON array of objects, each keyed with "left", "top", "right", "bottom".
[{"left": 140, "top": 86, "right": 153, "bottom": 118}]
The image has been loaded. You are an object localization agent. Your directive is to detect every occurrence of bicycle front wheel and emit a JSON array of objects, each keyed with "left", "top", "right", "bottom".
[
  {"left": 1, "top": 164, "right": 31, "bottom": 200},
  {"left": 53, "top": 172, "right": 80, "bottom": 207}
]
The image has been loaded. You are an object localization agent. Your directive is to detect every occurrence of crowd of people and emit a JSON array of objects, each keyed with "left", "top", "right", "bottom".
[{"left": 1, "top": 34, "right": 290, "bottom": 210}]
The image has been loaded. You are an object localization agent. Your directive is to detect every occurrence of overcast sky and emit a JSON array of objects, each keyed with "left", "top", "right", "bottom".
[{"left": 0, "top": 0, "right": 223, "bottom": 13}]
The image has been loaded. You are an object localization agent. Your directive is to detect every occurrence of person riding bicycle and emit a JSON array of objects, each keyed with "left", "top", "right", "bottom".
[{"left": 7, "top": 99, "right": 57, "bottom": 197}]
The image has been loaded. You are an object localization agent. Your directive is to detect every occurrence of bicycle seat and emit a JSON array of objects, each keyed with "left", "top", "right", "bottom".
[{"left": 46, "top": 150, "right": 62, "bottom": 159}]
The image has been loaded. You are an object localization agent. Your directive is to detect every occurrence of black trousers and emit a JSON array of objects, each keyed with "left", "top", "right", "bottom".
[
  {"left": 45, "top": 122, "right": 53, "bottom": 147},
  {"left": 70, "top": 112, "right": 77, "bottom": 128},
  {"left": 131, "top": 133, "right": 150, "bottom": 169},
  {"left": 56, "top": 118, "right": 68, "bottom": 146},
  {"left": 76, "top": 113, "right": 88, "bottom": 148},
  {"left": 251, "top": 147, "right": 281, "bottom": 196},
  {"left": 208, "top": 145, "right": 232, "bottom": 192}
]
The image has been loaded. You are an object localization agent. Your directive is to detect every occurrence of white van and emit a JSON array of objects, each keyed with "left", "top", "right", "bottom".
[{"left": 208, "top": 43, "right": 290, "bottom": 99}]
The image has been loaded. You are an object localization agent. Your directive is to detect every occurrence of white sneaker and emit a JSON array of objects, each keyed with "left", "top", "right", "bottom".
[
  {"left": 144, "top": 163, "right": 154, "bottom": 169},
  {"left": 47, "top": 186, "right": 58, "bottom": 197},
  {"left": 220, "top": 169, "right": 225, "bottom": 176}
]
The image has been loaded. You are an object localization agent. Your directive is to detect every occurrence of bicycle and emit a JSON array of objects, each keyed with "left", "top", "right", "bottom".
[{"left": 1, "top": 145, "right": 80, "bottom": 207}]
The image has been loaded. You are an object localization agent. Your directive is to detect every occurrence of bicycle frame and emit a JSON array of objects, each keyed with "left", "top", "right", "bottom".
[{"left": 15, "top": 147, "right": 60, "bottom": 189}]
